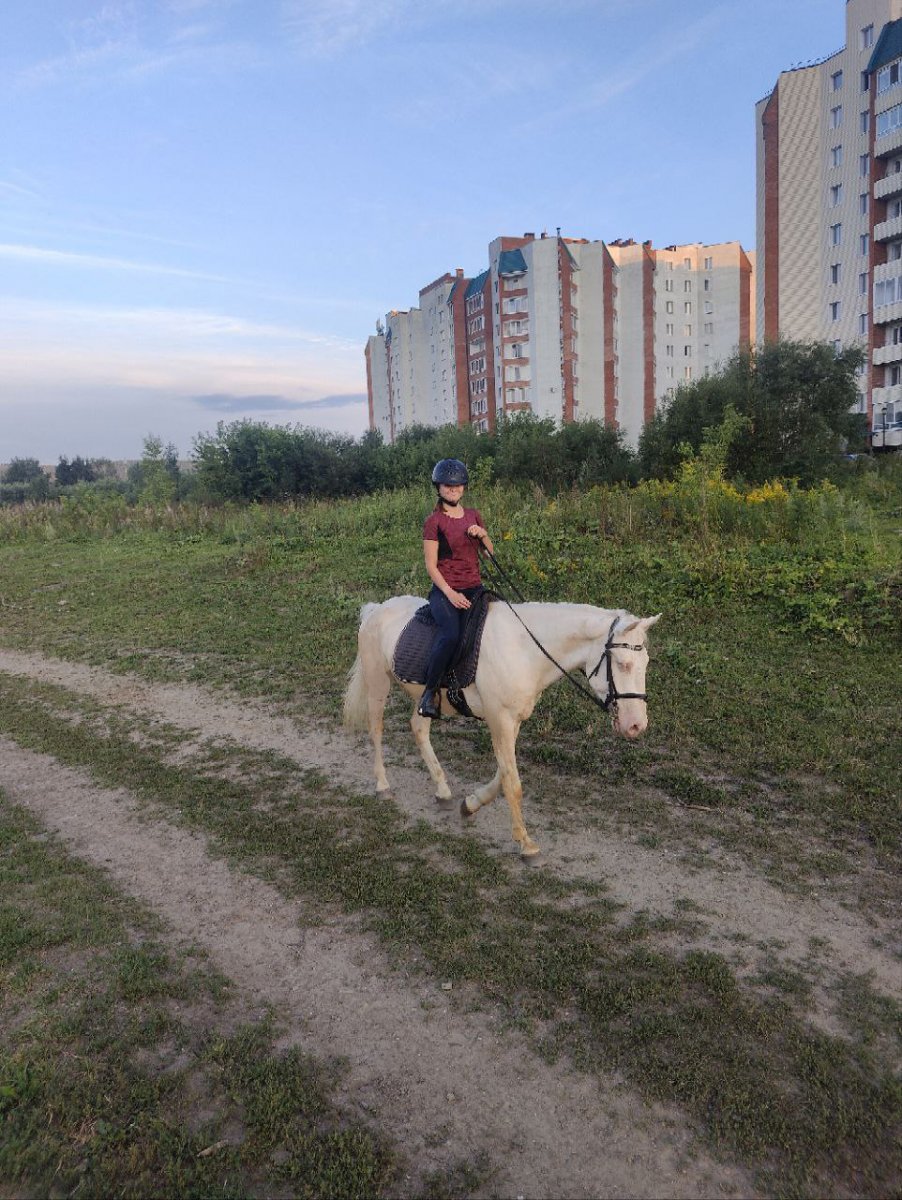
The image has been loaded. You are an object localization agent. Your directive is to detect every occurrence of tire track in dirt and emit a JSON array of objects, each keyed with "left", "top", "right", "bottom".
[
  {"left": 0, "top": 648, "right": 897, "bottom": 1007},
  {"left": 0, "top": 735, "right": 752, "bottom": 1199}
]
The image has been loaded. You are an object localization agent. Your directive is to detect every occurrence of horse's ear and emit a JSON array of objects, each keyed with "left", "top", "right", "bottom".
[{"left": 620, "top": 613, "right": 662, "bottom": 637}]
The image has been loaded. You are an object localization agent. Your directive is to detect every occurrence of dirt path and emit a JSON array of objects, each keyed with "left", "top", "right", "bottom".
[
  {"left": 0, "top": 733, "right": 751, "bottom": 1199},
  {"left": 0, "top": 648, "right": 898, "bottom": 1009}
]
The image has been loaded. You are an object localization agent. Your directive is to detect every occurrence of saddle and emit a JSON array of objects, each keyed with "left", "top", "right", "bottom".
[{"left": 392, "top": 588, "right": 495, "bottom": 717}]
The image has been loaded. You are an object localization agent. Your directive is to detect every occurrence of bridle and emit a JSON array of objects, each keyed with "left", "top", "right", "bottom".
[
  {"left": 478, "top": 547, "right": 648, "bottom": 717},
  {"left": 587, "top": 616, "right": 648, "bottom": 712}
]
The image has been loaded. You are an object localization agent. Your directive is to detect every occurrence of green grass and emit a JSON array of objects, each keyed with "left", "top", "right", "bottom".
[
  {"left": 0, "top": 795, "right": 397, "bottom": 1199},
  {"left": 0, "top": 476, "right": 900, "bottom": 1195},
  {"left": 0, "top": 675, "right": 899, "bottom": 1198}
]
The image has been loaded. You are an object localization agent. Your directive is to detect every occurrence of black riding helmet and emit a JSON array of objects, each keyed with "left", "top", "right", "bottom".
[{"left": 432, "top": 458, "right": 469, "bottom": 487}]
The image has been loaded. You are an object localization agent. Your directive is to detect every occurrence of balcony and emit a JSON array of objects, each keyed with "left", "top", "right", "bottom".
[
  {"left": 871, "top": 382, "right": 902, "bottom": 407},
  {"left": 874, "top": 214, "right": 902, "bottom": 241},
  {"left": 875, "top": 125, "right": 902, "bottom": 158},
  {"left": 873, "top": 340, "right": 902, "bottom": 364},
  {"left": 872, "top": 298, "right": 902, "bottom": 324},
  {"left": 871, "top": 423, "right": 902, "bottom": 446},
  {"left": 875, "top": 171, "right": 902, "bottom": 200}
]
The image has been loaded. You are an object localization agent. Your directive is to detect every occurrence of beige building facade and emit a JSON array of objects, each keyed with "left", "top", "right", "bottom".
[
  {"left": 367, "top": 233, "right": 754, "bottom": 446},
  {"left": 756, "top": 0, "right": 902, "bottom": 446}
]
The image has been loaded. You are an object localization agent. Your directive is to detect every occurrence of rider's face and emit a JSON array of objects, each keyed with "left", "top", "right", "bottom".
[{"left": 439, "top": 483, "right": 465, "bottom": 504}]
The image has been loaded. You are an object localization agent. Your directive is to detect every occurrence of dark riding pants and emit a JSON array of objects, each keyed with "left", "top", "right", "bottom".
[{"left": 423, "top": 585, "right": 480, "bottom": 689}]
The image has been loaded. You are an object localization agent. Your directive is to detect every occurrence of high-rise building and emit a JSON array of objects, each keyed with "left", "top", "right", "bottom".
[
  {"left": 366, "top": 233, "right": 754, "bottom": 445},
  {"left": 756, "top": 0, "right": 902, "bottom": 447}
]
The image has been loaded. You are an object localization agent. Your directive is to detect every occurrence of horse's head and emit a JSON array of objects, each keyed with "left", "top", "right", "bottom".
[{"left": 585, "top": 613, "right": 661, "bottom": 740}]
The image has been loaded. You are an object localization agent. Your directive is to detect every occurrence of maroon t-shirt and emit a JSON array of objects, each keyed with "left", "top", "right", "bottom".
[{"left": 423, "top": 506, "right": 484, "bottom": 589}]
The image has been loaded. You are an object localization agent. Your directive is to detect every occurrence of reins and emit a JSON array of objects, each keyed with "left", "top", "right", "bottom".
[{"left": 479, "top": 546, "right": 647, "bottom": 715}]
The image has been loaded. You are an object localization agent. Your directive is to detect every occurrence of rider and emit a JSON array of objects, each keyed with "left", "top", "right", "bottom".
[{"left": 417, "top": 458, "right": 494, "bottom": 719}]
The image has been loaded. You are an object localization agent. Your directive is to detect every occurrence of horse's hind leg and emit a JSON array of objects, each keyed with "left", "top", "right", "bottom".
[
  {"left": 410, "top": 709, "right": 453, "bottom": 804},
  {"left": 367, "top": 671, "right": 392, "bottom": 795}
]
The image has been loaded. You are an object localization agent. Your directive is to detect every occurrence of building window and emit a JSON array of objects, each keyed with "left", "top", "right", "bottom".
[
  {"left": 684, "top": 345, "right": 692, "bottom": 356},
  {"left": 877, "top": 103, "right": 902, "bottom": 137},
  {"left": 684, "top": 302, "right": 692, "bottom": 314},
  {"left": 861, "top": 233, "right": 870, "bottom": 255},
  {"left": 684, "top": 367, "right": 692, "bottom": 380},
  {"left": 877, "top": 60, "right": 902, "bottom": 95},
  {"left": 703, "top": 277, "right": 711, "bottom": 291},
  {"left": 862, "top": 69, "right": 870, "bottom": 93},
  {"left": 831, "top": 223, "right": 842, "bottom": 245},
  {"left": 832, "top": 70, "right": 843, "bottom": 91},
  {"left": 891, "top": 241, "right": 902, "bottom": 260},
  {"left": 666, "top": 322, "right": 674, "bottom": 334},
  {"left": 859, "top": 313, "right": 868, "bottom": 335},
  {"left": 666, "top": 344, "right": 674, "bottom": 357},
  {"left": 833, "top": 339, "right": 842, "bottom": 353},
  {"left": 830, "top": 183, "right": 843, "bottom": 205},
  {"left": 830, "top": 301, "right": 841, "bottom": 320},
  {"left": 860, "top": 271, "right": 869, "bottom": 294},
  {"left": 874, "top": 277, "right": 902, "bottom": 306},
  {"left": 704, "top": 256, "right": 713, "bottom": 270},
  {"left": 860, "top": 192, "right": 869, "bottom": 214},
  {"left": 684, "top": 279, "right": 692, "bottom": 292},
  {"left": 831, "top": 144, "right": 843, "bottom": 167},
  {"left": 704, "top": 300, "right": 714, "bottom": 314},
  {"left": 684, "top": 324, "right": 692, "bottom": 336},
  {"left": 861, "top": 24, "right": 874, "bottom": 50},
  {"left": 664, "top": 278, "right": 673, "bottom": 292},
  {"left": 666, "top": 300, "right": 674, "bottom": 314},
  {"left": 831, "top": 263, "right": 841, "bottom": 284},
  {"left": 830, "top": 105, "right": 843, "bottom": 128},
  {"left": 861, "top": 110, "right": 871, "bottom": 134},
  {"left": 860, "top": 152, "right": 870, "bottom": 176},
  {"left": 704, "top": 321, "right": 714, "bottom": 334},
  {"left": 683, "top": 257, "right": 691, "bottom": 268}
]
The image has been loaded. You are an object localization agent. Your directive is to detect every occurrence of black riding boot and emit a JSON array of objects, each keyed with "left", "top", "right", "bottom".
[{"left": 417, "top": 687, "right": 441, "bottom": 719}]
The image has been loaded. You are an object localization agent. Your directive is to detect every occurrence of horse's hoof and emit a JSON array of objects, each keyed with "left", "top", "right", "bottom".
[
  {"left": 460, "top": 798, "right": 476, "bottom": 819},
  {"left": 521, "top": 849, "right": 543, "bottom": 867},
  {"left": 376, "top": 787, "right": 393, "bottom": 801},
  {"left": 435, "top": 794, "right": 455, "bottom": 811}
]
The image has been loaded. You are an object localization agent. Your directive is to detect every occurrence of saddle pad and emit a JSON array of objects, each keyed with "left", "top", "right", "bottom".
[{"left": 392, "top": 590, "right": 494, "bottom": 689}]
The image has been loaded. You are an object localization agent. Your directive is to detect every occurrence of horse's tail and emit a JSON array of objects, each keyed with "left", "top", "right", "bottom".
[{"left": 343, "top": 602, "right": 380, "bottom": 731}]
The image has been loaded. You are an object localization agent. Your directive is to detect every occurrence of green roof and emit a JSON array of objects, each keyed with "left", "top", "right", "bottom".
[
  {"left": 464, "top": 269, "right": 489, "bottom": 299},
  {"left": 868, "top": 18, "right": 902, "bottom": 73},
  {"left": 498, "top": 248, "right": 527, "bottom": 276}
]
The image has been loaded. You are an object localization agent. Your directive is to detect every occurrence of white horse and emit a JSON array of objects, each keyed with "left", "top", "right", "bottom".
[{"left": 344, "top": 596, "right": 661, "bottom": 860}]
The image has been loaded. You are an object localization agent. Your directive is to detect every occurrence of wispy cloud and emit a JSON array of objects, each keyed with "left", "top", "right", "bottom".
[
  {"left": 0, "top": 242, "right": 231, "bottom": 283},
  {"left": 280, "top": 0, "right": 411, "bottom": 56},
  {"left": 0, "top": 180, "right": 42, "bottom": 202},
  {"left": 192, "top": 391, "right": 365, "bottom": 412},
  {"left": 519, "top": 8, "right": 728, "bottom": 131}
]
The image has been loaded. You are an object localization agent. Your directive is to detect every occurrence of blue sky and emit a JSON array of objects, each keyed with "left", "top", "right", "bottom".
[{"left": 1, "top": 0, "right": 846, "bottom": 463}]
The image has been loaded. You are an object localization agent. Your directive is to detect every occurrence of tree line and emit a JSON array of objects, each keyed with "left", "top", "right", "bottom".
[{"left": 1, "top": 340, "right": 872, "bottom": 507}]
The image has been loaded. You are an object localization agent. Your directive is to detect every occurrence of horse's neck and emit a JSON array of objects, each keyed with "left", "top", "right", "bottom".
[{"left": 515, "top": 603, "right": 617, "bottom": 678}]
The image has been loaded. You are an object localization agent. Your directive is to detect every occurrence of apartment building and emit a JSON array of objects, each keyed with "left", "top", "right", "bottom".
[
  {"left": 756, "top": 0, "right": 902, "bottom": 447},
  {"left": 367, "top": 233, "right": 754, "bottom": 445}
]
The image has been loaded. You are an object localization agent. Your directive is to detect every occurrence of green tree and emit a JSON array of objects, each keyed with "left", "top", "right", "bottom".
[
  {"left": 135, "top": 435, "right": 179, "bottom": 505},
  {"left": 56, "top": 456, "right": 96, "bottom": 486},
  {"left": 3, "top": 457, "right": 44, "bottom": 484},
  {"left": 639, "top": 339, "right": 866, "bottom": 484}
]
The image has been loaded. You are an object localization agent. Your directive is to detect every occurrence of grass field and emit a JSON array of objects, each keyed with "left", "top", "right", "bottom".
[{"left": 0, "top": 465, "right": 900, "bottom": 1196}]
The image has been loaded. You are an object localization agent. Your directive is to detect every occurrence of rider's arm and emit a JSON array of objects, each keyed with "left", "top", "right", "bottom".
[{"left": 424, "top": 540, "right": 469, "bottom": 608}]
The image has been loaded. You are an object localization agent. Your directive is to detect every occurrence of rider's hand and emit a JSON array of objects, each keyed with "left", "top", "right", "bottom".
[
  {"left": 448, "top": 589, "right": 471, "bottom": 610},
  {"left": 467, "top": 525, "right": 487, "bottom": 542}
]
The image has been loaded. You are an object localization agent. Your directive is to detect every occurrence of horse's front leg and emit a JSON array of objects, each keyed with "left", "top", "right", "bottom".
[
  {"left": 411, "top": 708, "right": 453, "bottom": 805},
  {"left": 461, "top": 767, "right": 502, "bottom": 818},
  {"left": 487, "top": 714, "right": 540, "bottom": 860}
]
